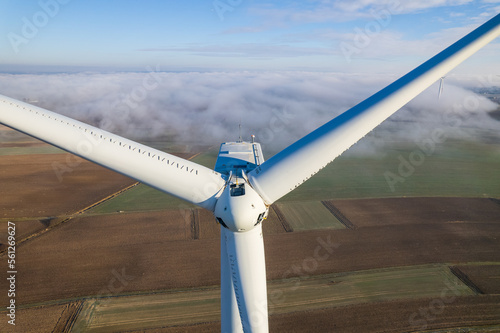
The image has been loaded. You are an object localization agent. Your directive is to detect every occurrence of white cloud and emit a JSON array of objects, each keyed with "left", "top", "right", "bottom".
[
  {"left": 214, "top": 2, "right": 499, "bottom": 74},
  {"left": 477, "top": 5, "right": 500, "bottom": 19},
  {"left": 303, "top": 19, "right": 500, "bottom": 70},
  {"left": 0, "top": 72, "right": 498, "bottom": 156},
  {"left": 248, "top": 0, "right": 476, "bottom": 24},
  {"left": 328, "top": 0, "right": 474, "bottom": 15},
  {"left": 140, "top": 43, "right": 336, "bottom": 58}
]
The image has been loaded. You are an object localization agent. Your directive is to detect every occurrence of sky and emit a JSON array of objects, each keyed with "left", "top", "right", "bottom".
[
  {"left": 0, "top": 0, "right": 499, "bottom": 74},
  {"left": 0, "top": 1, "right": 499, "bottom": 153}
]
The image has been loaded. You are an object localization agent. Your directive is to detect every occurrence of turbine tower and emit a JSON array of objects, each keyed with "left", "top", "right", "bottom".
[{"left": 1, "top": 13, "right": 499, "bottom": 333}]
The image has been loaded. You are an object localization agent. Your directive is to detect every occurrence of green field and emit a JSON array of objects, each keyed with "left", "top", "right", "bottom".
[
  {"left": 268, "top": 264, "right": 475, "bottom": 313},
  {"left": 86, "top": 183, "right": 195, "bottom": 212},
  {"left": 274, "top": 201, "right": 344, "bottom": 230},
  {"left": 73, "top": 288, "right": 220, "bottom": 332},
  {"left": 0, "top": 146, "right": 64, "bottom": 155},
  {"left": 86, "top": 139, "right": 500, "bottom": 216},
  {"left": 71, "top": 264, "right": 474, "bottom": 332},
  {"left": 280, "top": 140, "right": 500, "bottom": 201}
]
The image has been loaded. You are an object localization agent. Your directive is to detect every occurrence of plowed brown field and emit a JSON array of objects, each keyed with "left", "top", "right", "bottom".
[{"left": 0, "top": 153, "right": 135, "bottom": 219}]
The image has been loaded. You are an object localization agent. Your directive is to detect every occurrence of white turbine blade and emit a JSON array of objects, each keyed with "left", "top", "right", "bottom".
[
  {"left": 248, "top": 14, "right": 500, "bottom": 205},
  {"left": 222, "top": 224, "right": 268, "bottom": 333},
  {"left": 0, "top": 95, "right": 226, "bottom": 210}
]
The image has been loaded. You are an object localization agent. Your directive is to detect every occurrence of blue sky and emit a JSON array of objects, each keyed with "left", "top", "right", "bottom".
[{"left": 0, "top": 0, "right": 499, "bottom": 74}]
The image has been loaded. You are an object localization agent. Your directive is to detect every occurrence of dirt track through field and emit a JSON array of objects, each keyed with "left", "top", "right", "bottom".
[
  {"left": 271, "top": 204, "right": 293, "bottom": 232},
  {"left": 322, "top": 200, "right": 355, "bottom": 229},
  {"left": 449, "top": 266, "right": 484, "bottom": 294},
  {"left": 0, "top": 182, "right": 139, "bottom": 255},
  {"left": 52, "top": 301, "right": 85, "bottom": 333}
]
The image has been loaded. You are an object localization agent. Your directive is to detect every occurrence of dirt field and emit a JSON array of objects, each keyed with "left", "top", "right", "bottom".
[
  {"left": 2, "top": 197, "right": 498, "bottom": 305},
  {"left": 2, "top": 206, "right": 288, "bottom": 307},
  {"left": 456, "top": 264, "right": 500, "bottom": 294},
  {"left": 328, "top": 197, "right": 500, "bottom": 228},
  {"left": 0, "top": 153, "right": 136, "bottom": 219},
  {"left": 0, "top": 303, "right": 74, "bottom": 333},
  {"left": 264, "top": 198, "right": 500, "bottom": 280}
]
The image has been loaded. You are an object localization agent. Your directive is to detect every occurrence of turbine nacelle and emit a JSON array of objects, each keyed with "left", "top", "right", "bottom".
[{"left": 214, "top": 176, "right": 268, "bottom": 232}]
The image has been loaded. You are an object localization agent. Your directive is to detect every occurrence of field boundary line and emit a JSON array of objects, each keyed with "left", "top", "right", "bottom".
[
  {"left": 449, "top": 266, "right": 484, "bottom": 295},
  {"left": 489, "top": 197, "right": 500, "bottom": 208},
  {"left": 0, "top": 182, "right": 140, "bottom": 256},
  {"left": 191, "top": 209, "right": 200, "bottom": 240},
  {"left": 321, "top": 201, "right": 356, "bottom": 230},
  {"left": 51, "top": 300, "right": 85, "bottom": 333},
  {"left": 50, "top": 303, "right": 69, "bottom": 333},
  {"left": 78, "top": 181, "right": 140, "bottom": 213},
  {"left": 62, "top": 300, "right": 85, "bottom": 333},
  {"left": 271, "top": 204, "right": 294, "bottom": 232}
]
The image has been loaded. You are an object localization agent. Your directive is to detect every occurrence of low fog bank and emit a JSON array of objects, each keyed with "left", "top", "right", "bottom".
[{"left": 0, "top": 71, "right": 499, "bottom": 156}]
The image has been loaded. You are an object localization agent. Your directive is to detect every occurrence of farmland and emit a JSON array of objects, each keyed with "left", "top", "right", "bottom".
[
  {"left": 70, "top": 264, "right": 474, "bottom": 332},
  {"left": 0, "top": 153, "right": 135, "bottom": 220},
  {"left": 279, "top": 139, "right": 500, "bottom": 201},
  {"left": 86, "top": 138, "right": 500, "bottom": 214},
  {"left": 1, "top": 125, "right": 500, "bottom": 332},
  {"left": 273, "top": 201, "right": 344, "bottom": 231},
  {"left": 1, "top": 195, "right": 499, "bottom": 331}
]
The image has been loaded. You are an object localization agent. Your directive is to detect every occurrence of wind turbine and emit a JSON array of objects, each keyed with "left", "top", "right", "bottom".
[
  {"left": 1, "top": 13, "right": 500, "bottom": 333},
  {"left": 438, "top": 76, "right": 446, "bottom": 99}
]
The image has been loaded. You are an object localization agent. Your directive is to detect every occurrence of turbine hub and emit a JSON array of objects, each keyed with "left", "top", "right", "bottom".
[{"left": 214, "top": 177, "right": 268, "bottom": 232}]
